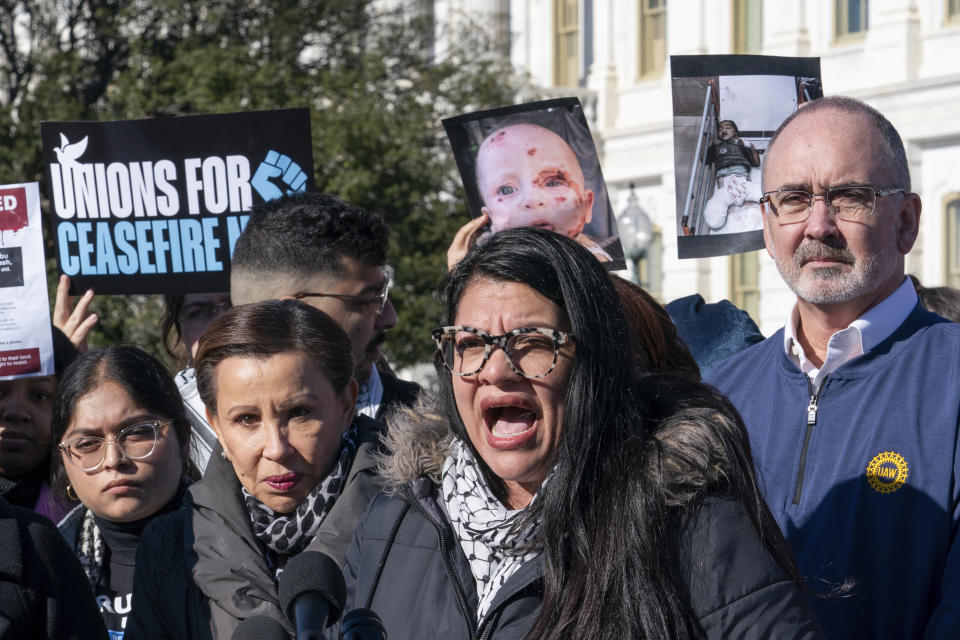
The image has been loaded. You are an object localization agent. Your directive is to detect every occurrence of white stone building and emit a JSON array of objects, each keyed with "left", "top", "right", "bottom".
[{"left": 437, "top": 0, "right": 960, "bottom": 335}]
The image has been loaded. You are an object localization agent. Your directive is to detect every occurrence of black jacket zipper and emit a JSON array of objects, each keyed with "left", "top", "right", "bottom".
[
  {"left": 400, "top": 485, "right": 478, "bottom": 638},
  {"left": 793, "top": 376, "right": 823, "bottom": 504}
]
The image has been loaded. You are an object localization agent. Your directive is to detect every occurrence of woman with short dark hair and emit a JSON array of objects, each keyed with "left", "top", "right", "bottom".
[
  {"left": 127, "top": 299, "right": 385, "bottom": 639},
  {"left": 51, "top": 345, "right": 193, "bottom": 637},
  {"left": 337, "top": 228, "right": 824, "bottom": 639}
]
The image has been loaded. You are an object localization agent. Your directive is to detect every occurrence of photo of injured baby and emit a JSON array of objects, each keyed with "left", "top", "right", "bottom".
[
  {"left": 444, "top": 98, "right": 624, "bottom": 267},
  {"left": 670, "top": 55, "right": 822, "bottom": 259}
]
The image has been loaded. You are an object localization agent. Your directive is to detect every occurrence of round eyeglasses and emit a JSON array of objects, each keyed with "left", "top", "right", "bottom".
[
  {"left": 760, "top": 185, "right": 905, "bottom": 224},
  {"left": 432, "top": 326, "right": 573, "bottom": 379},
  {"left": 59, "top": 420, "right": 170, "bottom": 471}
]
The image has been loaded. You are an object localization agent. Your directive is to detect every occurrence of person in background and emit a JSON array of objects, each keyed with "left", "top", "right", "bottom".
[
  {"left": 909, "top": 274, "right": 960, "bottom": 323},
  {"left": 336, "top": 228, "right": 824, "bottom": 639},
  {"left": 707, "top": 96, "right": 960, "bottom": 638},
  {"left": 0, "top": 327, "right": 78, "bottom": 523},
  {"left": 0, "top": 494, "right": 107, "bottom": 639},
  {"left": 161, "top": 292, "right": 231, "bottom": 472},
  {"left": 127, "top": 300, "right": 386, "bottom": 639},
  {"left": 610, "top": 275, "right": 701, "bottom": 379},
  {"left": 664, "top": 293, "right": 765, "bottom": 376},
  {"left": 52, "top": 346, "right": 193, "bottom": 638}
]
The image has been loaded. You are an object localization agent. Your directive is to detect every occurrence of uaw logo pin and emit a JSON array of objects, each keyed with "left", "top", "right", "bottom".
[{"left": 866, "top": 451, "right": 909, "bottom": 494}]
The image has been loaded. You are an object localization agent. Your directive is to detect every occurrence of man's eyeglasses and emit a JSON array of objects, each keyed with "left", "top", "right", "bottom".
[
  {"left": 179, "top": 300, "right": 231, "bottom": 324},
  {"left": 432, "top": 326, "right": 574, "bottom": 379},
  {"left": 294, "top": 266, "right": 393, "bottom": 315},
  {"left": 760, "top": 185, "right": 905, "bottom": 224},
  {"left": 59, "top": 420, "right": 170, "bottom": 472}
]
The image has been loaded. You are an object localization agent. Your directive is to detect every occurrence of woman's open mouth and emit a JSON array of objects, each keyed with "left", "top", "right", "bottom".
[{"left": 482, "top": 400, "right": 540, "bottom": 449}]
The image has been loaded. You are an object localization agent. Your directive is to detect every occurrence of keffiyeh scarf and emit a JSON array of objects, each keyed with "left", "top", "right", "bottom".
[
  {"left": 75, "top": 476, "right": 192, "bottom": 587},
  {"left": 76, "top": 507, "right": 104, "bottom": 587},
  {"left": 243, "top": 425, "right": 360, "bottom": 560},
  {"left": 441, "top": 438, "right": 541, "bottom": 621}
]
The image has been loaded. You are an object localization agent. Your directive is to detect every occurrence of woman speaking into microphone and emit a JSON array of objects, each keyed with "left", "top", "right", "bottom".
[{"left": 336, "top": 228, "right": 824, "bottom": 639}]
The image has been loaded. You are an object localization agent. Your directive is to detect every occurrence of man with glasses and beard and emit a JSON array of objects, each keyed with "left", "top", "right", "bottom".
[
  {"left": 706, "top": 97, "right": 960, "bottom": 639},
  {"left": 230, "top": 192, "right": 419, "bottom": 422}
]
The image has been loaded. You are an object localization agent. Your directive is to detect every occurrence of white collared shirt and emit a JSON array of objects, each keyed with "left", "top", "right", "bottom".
[
  {"left": 355, "top": 366, "right": 384, "bottom": 420},
  {"left": 783, "top": 277, "right": 918, "bottom": 388}
]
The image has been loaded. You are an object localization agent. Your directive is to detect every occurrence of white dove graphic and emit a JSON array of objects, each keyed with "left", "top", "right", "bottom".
[{"left": 54, "top": 133, "right": 88, "bottom": 166}]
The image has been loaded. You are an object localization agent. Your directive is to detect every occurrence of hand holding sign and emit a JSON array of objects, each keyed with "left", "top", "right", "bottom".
[
  {"left": 53, "top": 275, "right": 97, "bottom": 352},
  {"left": 252, "top": 150, "right": 308, "bottom": 201},
  {"left": 447, "top": 211, "right": 489, "bottom": 270}
]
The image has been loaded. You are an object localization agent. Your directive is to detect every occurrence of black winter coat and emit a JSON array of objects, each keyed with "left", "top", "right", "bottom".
[
  {"left": 333, "top": 404, "right": 826, "bottom": 640},
  {"left": 0, "top": 495, "right": 106, "bottom": 639},
  {"left": 341, "top": 484, "right": 825, "bottom": 640}
]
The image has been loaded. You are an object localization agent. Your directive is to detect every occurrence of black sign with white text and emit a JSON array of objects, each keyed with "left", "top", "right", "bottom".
[{"left": 42, "top": 109, "right": 313, "bottom": 294}]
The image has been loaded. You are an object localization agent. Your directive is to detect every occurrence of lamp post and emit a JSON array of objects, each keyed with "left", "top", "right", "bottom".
[{"left": 616, "top": 183, "right": 653, "bottom": 284}]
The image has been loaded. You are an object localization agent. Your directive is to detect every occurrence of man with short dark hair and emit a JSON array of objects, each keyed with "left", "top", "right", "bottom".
[
  {"left": 707, "top": 96, "right": 960, "bottom": 638},
  {"left": 230, "top": 192, "right": 419, "bottom": 422}
]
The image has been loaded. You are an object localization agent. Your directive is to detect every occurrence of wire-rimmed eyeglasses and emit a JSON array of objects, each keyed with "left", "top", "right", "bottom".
[
  {"left": 760, "top": 185, "right": 905, "bottom": 224},
  {"left": 59, "top": 420, "right": 170, "bottom": 471},
  {"left": 293, "top": 266, "right": 394, "bottom": 315},
  {"left": 432, "top": 326, "right": 573, "bottom": 379}
]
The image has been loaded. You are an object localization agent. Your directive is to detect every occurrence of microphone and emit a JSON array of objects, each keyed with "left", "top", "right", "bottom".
[
  {"left": 232, "top": 615, "right": 291, "bottom": 640},
  {"left": 339, "top": 608, "right": 387, "bottom": 640},
  {"left": 278, "top": 551, "right": 346, "bottom": 640}
]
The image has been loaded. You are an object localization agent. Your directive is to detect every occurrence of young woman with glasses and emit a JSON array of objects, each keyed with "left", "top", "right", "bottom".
[
  {"left": 50, "top": 346, "right": 193, "bottom": 638},
  {"left": 333, "top": 228, "right": 826, "bottom": 639}
]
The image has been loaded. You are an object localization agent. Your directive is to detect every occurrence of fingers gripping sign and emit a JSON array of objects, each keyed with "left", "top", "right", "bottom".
[
  {"left": 447, "top": 212, "right": 489, "bottom": 270},
  {"left": 53, "top": 274, "right": 98, "bottom": 352},
  {"left": 251, "top": 150, "right": 308, "bottom": 202}
]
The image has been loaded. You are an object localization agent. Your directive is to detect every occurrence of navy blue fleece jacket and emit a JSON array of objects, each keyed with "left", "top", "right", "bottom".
[{"left": 707, "top": 304, "right": 960, "bottom": 640}]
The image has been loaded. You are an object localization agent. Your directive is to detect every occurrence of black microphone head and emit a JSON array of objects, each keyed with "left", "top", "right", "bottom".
[
  {"left": 278, "top": 551, "right": 346, "bottom": 624},
  {"left": 232, "top": 615, "right": 290, "bottom": 640},
  {"left": 340, "top": 608, "right": 386, "bottom": 639}
]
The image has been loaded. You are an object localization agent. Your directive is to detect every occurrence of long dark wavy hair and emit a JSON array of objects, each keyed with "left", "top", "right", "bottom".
[{"left": 438, "top": 228, "right": 802, "bottom": 640}]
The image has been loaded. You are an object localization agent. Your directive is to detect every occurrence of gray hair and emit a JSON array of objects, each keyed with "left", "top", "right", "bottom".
[{"left": 763, "top": 96, "right": 910, "bottom": 192}]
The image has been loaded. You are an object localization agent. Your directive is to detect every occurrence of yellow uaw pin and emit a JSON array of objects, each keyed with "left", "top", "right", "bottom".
[{"left": 866, "top": 451, "right": 909, "bottom": 494}]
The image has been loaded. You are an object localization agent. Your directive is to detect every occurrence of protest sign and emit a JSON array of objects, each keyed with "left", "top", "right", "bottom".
[
  {"left": 670, "top": 55, "right": 822, "bottom": 258},
  {"left": 41, "top": 108, "right": 314, "bottom": 294},
  {"left": 443, "top": 98, "right": 625, "bottom": 268},
  {"left": 0, "top": 182, "right": 54, "bottom": 379}
]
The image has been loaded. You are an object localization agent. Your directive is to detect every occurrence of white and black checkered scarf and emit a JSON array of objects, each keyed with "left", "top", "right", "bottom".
[
  {"left": 243, "top": 425, "right": 359, "bottom": 561},
  {"left": 440, "top": 438, "right": 542, "bottom": 621}
]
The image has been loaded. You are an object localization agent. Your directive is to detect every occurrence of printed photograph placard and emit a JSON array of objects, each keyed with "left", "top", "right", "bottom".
[
  {"left": 443, "top": 98, "right": 624, "bottom": 268},
  {"left": 0, "top": 182, "right": 55, "bottom": 379},
  {"left": 41, "top": 108, "right": 314, "bottom": 294},
  {"left": 671, "top": 55, "right": 822, "bottom": 259}
]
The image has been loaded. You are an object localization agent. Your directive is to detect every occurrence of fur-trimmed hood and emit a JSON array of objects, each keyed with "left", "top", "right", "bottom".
[{"left": 377, "top": 396, "right": 454, "bottom": 491}]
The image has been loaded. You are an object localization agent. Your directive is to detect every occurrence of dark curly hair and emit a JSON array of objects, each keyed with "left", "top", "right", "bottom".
[{"left": 230, "top": 192, "right": 389, "bottom": 303}]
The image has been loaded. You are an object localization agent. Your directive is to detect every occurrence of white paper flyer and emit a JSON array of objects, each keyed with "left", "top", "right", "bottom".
[{"left": 0, "top": 182, "right": 54, "bottom": 379}]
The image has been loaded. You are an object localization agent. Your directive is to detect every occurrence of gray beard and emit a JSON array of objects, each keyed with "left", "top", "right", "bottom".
[{"left": 775, "top": 239, "right": 899, "bottom": 305}]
